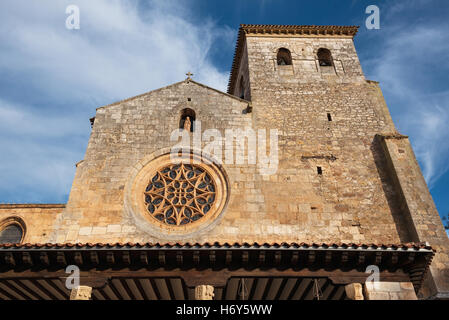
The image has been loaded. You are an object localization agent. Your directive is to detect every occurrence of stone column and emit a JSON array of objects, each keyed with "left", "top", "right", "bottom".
[
  {"left": 345, "top": 283, "right": 364, "bottom": 300},
  {"left": 195, "top": 285, "right": 214, "bottom": 300},
  {"left": 364, "top": 282, "right": 417, "bottom": 300},
  {"left": 70, "top": 286, "right": 92, "bottom": 300}
]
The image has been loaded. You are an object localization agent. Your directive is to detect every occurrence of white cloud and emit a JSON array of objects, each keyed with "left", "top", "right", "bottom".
[
  {"left": 0, "top": 100, "right": 84, "bottom": 137},
  {"left": 407, "top": 104, "right": 449, "bottom": 186},
  {"left": 0, "top": 0, "right": 232, "bottom": 103},
  {"left": 0, "top": 0, "right": 233, "bottom": 202},
  {"left": 0, "top": 99, "right": 86, "bottom": 203}
]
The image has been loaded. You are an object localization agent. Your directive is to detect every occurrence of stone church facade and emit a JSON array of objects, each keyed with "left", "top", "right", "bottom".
[{"left": 0, "top": 25, "right": 448, "bottom": 300}]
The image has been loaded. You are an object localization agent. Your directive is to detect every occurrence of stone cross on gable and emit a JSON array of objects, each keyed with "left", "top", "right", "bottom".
[{"left": 186, "top": 72, "right": 194, "bottom": 80}]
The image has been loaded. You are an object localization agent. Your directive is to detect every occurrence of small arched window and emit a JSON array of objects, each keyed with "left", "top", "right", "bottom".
[
  {"left": 317, "top": 48, "right": 333, "bottom": 67},
  {"left": 179, "top": 108, "right": 196, "bottom": 132},
  {"left": 239, "top": 76, "right": 245, "bottom": 99},
  {"left": 0, "top": 222, "right": 24, "bottom": 244},
  {"left": 277, "top": 48, "right": 292, "bottom": 66}
]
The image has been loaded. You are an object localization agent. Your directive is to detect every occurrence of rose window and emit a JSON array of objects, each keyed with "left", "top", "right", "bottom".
[{"left": 144, "top": 163, "right": 217, "bottom": 226}]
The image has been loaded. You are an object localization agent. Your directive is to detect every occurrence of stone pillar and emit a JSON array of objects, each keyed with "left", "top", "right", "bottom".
[
  {"left": 195, "top": 285, "right": 214, "bottom": 300},
  {"left": 70, "top": 286, "right": 92, "bottom": 300},
  {"left": 364, "top": 282, "right": 417, "bottom": 300},
  {"left": 345, "top": 283, "right": 364, "bottom": 300}
]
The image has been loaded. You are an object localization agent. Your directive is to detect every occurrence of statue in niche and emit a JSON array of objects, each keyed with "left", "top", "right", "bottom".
[{"left": 184, "top": 116, "right": 192, "bottom": 132}]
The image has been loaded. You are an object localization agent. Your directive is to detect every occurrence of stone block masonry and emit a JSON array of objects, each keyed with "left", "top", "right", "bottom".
[{"left": 2, "top": 25, "right": 447, "bottom": 299}]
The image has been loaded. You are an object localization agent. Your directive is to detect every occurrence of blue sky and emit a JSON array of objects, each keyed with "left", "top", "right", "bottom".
[{"left": 0, "top": 0, "right": 448, "bottom": 229}]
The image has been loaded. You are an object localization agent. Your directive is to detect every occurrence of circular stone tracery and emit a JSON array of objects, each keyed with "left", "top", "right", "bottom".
[{"left": 144, "top": 163, "right": 216, "bottom": 226}]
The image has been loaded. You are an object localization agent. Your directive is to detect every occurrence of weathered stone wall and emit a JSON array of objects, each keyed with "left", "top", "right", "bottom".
[
  {"left": 345, "top": 281, "right": 418, "bottom": 300},
  {"left": 235, "top": 35, "right": 402, "bottom": 244},
  {"left": 50, "top": 76, "right": 406, "bottom": 245},
  {"left": 12, "top": 34, "right": 432, "bottom": 247},
  {"left": 2, "top": 30, "right": 447, "bottom": 298},
  {"left": 0, "top": 205, "right": 64, "bottom": 243},
  {"left": 239, "top": 34, "right": 448, "bottom": 297},
  {"left": 231, "top": 35, "right": 366, "bottom": 98},
  {"left": 50, "top": 81, "right": 257, "bottom": 243},
  {"left": 44, "top": 34, "right": 408, "bottom": 246},
  {"left": 235, "top": 41, "right": 251, "bottom": 101},
  {"left": 364, "top": 282, "right": 418, "bottom": 300}
]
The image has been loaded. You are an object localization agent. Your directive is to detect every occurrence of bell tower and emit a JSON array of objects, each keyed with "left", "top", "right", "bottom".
[
  {"left": 227, "top": 25, "right": 449, "bottom": 299},
  {"left": 228, "top": 25, "right": 365, "bottom": 103}
]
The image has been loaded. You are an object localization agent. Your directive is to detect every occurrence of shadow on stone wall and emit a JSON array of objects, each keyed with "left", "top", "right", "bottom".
[{"left": 370, "top": 135, "right": 419, "bottom": 243}]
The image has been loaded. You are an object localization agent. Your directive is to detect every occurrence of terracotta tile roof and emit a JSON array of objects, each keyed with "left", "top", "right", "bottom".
[
  {"left": 0, "top": 241, "right": 433, "bottom": 291},
  {"left": 239, "top": 24, "right": 359, "bottom": 35},
  {"left": 227, "top": 24, "right": 359, "bottom": 94},
  {"left": 0, "top": 242, "right": 434, "bottom": 251}
]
